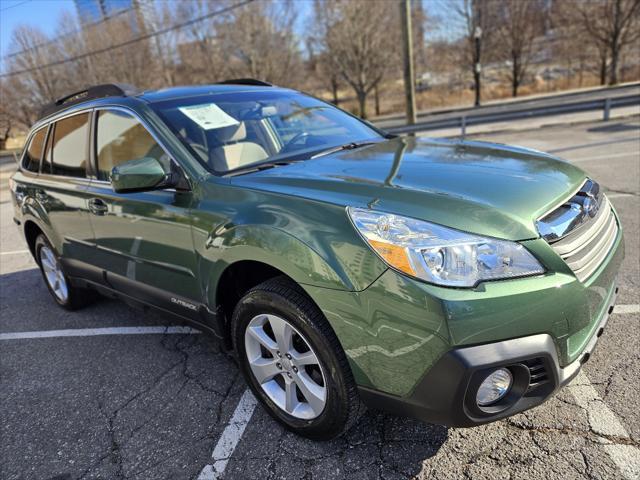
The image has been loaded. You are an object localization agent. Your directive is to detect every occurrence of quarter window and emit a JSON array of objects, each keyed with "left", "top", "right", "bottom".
[
  {"left": 51, "top": 113, "right": 90, "bottom": 178},
  {"left": 22, "top": 128, "right": 47, "bottom": 173},
  {"left": 96, "top": 110, "right": 167, "bottom": 181}
]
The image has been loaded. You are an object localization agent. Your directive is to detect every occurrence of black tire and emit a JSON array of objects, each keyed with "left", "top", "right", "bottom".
[
  {"left": 232, "top": 276, "right": 365, "bottom": 440},
  {"left": 35, "top": 234, "right": 98, "bottom": 310}
]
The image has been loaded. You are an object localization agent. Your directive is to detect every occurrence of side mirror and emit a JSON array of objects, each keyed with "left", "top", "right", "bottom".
[{"left": 110, "top": 157, "right": 171, "bottom": 193}]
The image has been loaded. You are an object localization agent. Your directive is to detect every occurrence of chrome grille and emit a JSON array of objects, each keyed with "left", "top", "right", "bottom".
[{"left": 538, "top": 180, "right": 619, "bottom": 282}]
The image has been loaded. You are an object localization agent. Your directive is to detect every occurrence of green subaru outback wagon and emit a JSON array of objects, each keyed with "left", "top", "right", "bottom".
[{"left": 10, "top": 81, "right": 623, "bottom": 439}]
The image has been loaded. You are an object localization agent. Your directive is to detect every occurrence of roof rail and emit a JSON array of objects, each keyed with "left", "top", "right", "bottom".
[
  {"left": 216, "top": 78, "right": 273, "bottom": 87},
  {"left": 40, "top": 83, "right": 140, "bottom": 119}
]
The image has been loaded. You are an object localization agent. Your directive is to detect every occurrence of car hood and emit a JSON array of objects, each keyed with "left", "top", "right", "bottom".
[{"left": 230, "top": 136, "right": 587, "bottom": 241}]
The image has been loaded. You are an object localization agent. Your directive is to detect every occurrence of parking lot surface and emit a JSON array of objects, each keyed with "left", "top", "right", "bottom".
[{"left": 1, "top": 118, "right": 639, "bottom": 480}]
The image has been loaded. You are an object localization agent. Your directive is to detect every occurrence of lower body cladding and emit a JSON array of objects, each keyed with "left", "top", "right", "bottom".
[{"left": 358, "top": 285, "right": 617, "bottom": 427}]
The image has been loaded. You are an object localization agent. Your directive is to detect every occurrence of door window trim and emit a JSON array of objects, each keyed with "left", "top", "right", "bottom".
[
  {"left": 19, "top": 124, "right": 50, "bottom": 176},
  {"left": 92, "top": 105, "right": 191, "bottom": 191},
  {"left": 36, "top": 108, "right": 94, "bottom": 183}
]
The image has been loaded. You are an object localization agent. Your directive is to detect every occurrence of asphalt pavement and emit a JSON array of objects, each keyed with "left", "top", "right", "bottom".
[{"left": 1, "top": 118, "right": 639, "bottom": 480}]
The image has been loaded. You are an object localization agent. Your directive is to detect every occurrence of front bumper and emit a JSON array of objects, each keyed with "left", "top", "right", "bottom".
[{"left": 358, "top": 284, "right": 618, "bottom": 427}]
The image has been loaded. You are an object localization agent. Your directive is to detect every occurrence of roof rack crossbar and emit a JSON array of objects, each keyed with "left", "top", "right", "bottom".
[
  {"left": 216, "top": 78, "right": 273, "bottom": 87},
  {"left": 40, "top": 83, "right": 139, "bottom": 119}
]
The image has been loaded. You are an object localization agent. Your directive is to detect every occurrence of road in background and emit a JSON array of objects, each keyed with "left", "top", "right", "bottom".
[
  {"left": 1, "top": 118, "right": 638, "bottom": 479},
  {"left": 375, "top": 83, "right": 640, "bottom": 132}
]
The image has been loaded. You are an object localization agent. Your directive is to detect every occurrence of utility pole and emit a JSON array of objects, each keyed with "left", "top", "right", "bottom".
[
  {"left": 400, "top": 0, "right": 417, "bottom": 130},
  {"left": 474, "top": 25, "right": 482, "bottom": 106}
]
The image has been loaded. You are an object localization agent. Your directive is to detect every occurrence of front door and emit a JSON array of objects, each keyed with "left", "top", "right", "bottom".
[{"left": 85, "top": 108, "right": 201, "bottom": 319}]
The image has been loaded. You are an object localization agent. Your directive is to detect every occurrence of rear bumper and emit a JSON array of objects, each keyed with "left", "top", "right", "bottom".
[{"left": 359, "top": 284, "right": 618, "bottom": 427}]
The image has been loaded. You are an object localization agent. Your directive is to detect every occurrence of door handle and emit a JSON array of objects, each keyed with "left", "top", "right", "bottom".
[{"left": 88, "top": 198, "right": 108, "bottom": 216}]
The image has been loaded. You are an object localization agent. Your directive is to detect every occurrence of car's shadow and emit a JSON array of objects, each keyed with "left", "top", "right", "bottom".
[{"left": 1, "top": 267, "right": 448, "bottom": 479}]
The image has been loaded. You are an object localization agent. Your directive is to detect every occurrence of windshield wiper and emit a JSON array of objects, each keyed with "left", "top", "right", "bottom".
[
  {"left": 224, "top": 158, "right": 305, "bottom": 177},
  {"left": 311, "top": 141, "right": 378, "bottom": 159}
]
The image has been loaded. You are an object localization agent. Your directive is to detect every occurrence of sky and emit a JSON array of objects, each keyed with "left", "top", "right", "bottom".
[
  {"left": 0, "top": 0, "right": 76, "bottom": 56},
  {"left": 0, "top": 0, "right": 457, "bottom": 67}
]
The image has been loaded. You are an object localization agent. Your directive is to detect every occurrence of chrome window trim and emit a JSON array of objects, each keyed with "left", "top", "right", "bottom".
[
  {"left": 19, "top": 124, "right": 51, "bottom": 176},
  {"left": 32, "top": 105, "right": 96, "bottom": 131},
  {"left": 43, "top": 109, "right": 93, "bottom": 180},
  {"left": 92, "top": 105, "right": 191, "bottom": 191},
  {"left": 35, "top": 173, "right": 94, "bottom": 185}
]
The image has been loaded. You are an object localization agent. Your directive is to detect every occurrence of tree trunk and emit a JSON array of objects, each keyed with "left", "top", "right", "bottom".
[
  {"left": 356, "top": 90, "right": 367, "bottom": 119},
  {"left": 512, "top": 60, "right": 519, "bottom": 97},
  {"left": 374, "top": 84, "right": 380, "bottom": 116},
  {"left": 609, "top": 46, "right": 619, "bottom": 85},
  {"left": 473, "top": 69, "right": 481, "bottom": 106},
  {"left": 331, "top": 77, "right": 339, "bottom": 105},
  {"left": 599, "top": 54, "right": 607, "bottom": 85}
]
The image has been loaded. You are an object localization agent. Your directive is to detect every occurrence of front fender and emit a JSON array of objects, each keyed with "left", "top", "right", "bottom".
[{"left": 200, "top": 224, "right": 352, "bottom": 307}]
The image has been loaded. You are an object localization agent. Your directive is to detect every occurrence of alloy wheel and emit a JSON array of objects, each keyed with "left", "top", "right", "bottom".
[
  {"left": 244, "top": 314, "right": 327, "bottom": 419},
  {"left": 40, "top": 245, "right": 68, "bottom": 303}
]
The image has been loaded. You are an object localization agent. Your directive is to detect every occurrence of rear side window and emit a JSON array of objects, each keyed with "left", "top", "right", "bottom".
[
  {"left": 22, "top": 128, "right": 47, "bottom": 173},
  {"left": 50, "top": 113, "right": 90, "bottom": 178},
  {"left": 96, "top": 110, "right": 167, "bottom": 181}
]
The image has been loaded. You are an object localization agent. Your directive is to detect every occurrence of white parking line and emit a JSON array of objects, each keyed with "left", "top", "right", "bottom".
[
  {"left": 569, "top": 372, "right": 640, "bottom": 479},
  {"left": 198, "top": 389, "right": 258, "bottom": 480},
  {"left": 0, "top": 326, "right": 201, "bottom": 340},
  {"left": 606, "top": 193, "right": 636, "bottom": 199},
  {"left": 569, "top": 151, "right": 640, "bottom": 163},
  {"left": 614, "top": 304, "right": 640, "bottom": 314},
  {"left": 0, "top": 249, "right": 30, "bottom": 255}
]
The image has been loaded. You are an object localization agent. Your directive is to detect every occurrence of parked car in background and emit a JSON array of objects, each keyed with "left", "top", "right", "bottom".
[{"left": 10, "top": 81, "right": 623, "bottom": 439}]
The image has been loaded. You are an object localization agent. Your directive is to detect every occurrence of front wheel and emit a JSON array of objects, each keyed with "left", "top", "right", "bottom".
[{"left": 232, "top": 277, "right": 364, "bottom": 440}]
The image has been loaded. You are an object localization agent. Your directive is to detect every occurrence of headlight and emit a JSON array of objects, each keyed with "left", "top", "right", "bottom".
[{"left": 348, "top": 207, "right": 545, "bottom": 287}]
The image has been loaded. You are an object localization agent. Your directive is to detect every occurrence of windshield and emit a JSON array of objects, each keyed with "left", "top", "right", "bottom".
[{"left": 150, "top": 90, "right": 384, "bottom": 174}]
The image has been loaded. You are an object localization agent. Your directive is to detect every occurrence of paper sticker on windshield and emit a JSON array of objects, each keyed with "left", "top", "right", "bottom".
[{"left": 178, "top": 103, "right": 239, "bottom": 130}]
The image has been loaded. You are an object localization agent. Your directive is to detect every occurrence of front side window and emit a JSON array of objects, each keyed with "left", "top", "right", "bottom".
[
  {"left": 150, "top": 90, "right": 384, "bottom": 174},
  {"left": 22, "top": 127, "right": 47, "bottom": 173},
  {"left": 96, "top": 110, "right": 168, "bottom": 181},
  {"left": 51, "top": 113, "right": 90, "bottom": 178}
]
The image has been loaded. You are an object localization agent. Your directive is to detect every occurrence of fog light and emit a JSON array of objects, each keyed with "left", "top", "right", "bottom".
[{"left": 476, "top": 368, "right": 513, "bottom": 406}]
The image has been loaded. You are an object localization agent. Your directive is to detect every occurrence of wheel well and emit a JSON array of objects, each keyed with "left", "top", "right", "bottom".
[
  {"left": 23, "top": 221, "right": 43, "bottom": 260},
  {"left": 216, "top": 261, "right": 296, "bottom": 344}
]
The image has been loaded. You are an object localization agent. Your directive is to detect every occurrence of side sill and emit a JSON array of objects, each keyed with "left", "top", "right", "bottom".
[{"left": 68, "top": 276, "right": 227, "bottom": 344}]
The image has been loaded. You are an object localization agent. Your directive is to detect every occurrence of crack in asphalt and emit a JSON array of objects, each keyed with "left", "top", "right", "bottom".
[
  {"left": 506, "top": 419, "right": 640, "bottom": 447},
  {"left": 76, "top": 327, "right": 237, "bottom": 479},
  {"left": 605, "top": 187, "right": 640, "bottom": 197}
]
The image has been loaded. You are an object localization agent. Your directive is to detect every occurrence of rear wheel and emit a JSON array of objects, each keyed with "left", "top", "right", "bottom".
[
  {"left": 35, "top": 235, "right": 97, "bottom": 310},
  {"left": 232, "top": 277, "right": 364, "bottom": 440}
]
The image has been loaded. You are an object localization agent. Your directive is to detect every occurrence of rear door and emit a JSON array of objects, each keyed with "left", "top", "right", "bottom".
[
  {"left": 36, "top": 111, "right": 97, "bottom": 279},
  {"left": 84, "top": 108, "right": 200, "bottom": 318}
]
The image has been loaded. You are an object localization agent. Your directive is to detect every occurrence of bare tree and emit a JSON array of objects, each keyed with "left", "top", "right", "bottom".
[
  {"left": 306, "top": 44, "right": 343, "bottom": 105},
  {"left": 495, "top": 0, "right": 545, "bottom": 97},
  {"left": 216, "top": 0, "right": 301, "bottom": 86},
  {"left": 314, "top": 0, "right": 400, "bottom": 118},
  {"left": 0, "top": 82, "right": 13, "bottom": 150},
  {"left": 176, "top": 0, "right": 234, "bottom": 84},
  {"left": 574, "top": 0, "right": 640, "bottom": 85},
  {"left": 454, "top": 0, "right": 495, "bottom": 105}
]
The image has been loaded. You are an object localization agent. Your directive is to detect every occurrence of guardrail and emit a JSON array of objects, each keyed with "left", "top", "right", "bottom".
[{"left": 386, "top": 94, "right": 640, "bottom": 136}]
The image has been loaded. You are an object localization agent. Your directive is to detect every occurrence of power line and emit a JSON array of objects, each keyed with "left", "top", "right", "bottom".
[
  {"left": 0, "top": 0, "right": 31, "bottom": 13},
  {"left": 3, "top": 5, "right": 136, "bottom": 60},
  {"left": 1, "top": 0, "right": 254, "bottom": 78}
]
